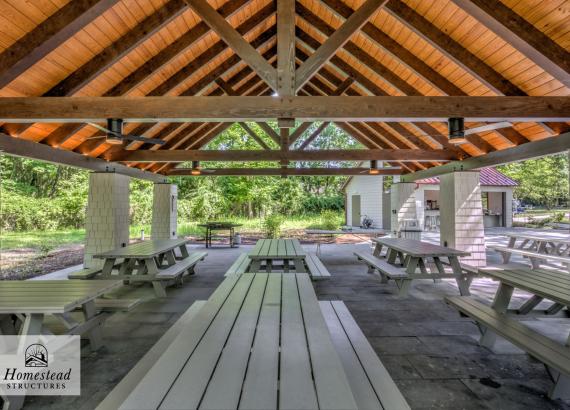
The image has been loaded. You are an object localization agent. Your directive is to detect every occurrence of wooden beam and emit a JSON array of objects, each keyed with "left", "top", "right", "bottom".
[
  {"left": 0, "top": 133, "right": 164, "bottom": 182},
  {"left": 239, "top": 123, "right": 271, "bottom": 150},
  {"left": 2, "top": 96, "right": 568, "bottom": 122},
  {"left": 451, "top": 0, "right": 570, "bottom": 88},
  {"left": 118, "top": 149, "right": 457, "bottom": 163},
  {"left": 168, "top": 167, "right": 403, "bottom": 176},
  {"left": 258, "top": 123, "right": 281, "bottom": 145},
  {"left": 0, "top": 0, "right": 118, "bottom": 90},
  {"left": 402, "top": 131, "right": 570, "bottom": 181},
  {"left": 298, "top": 122, "right": 329, "bottom": 149},
  {"left": 277, "top": 0, "right": 296, "bottom": 96},
  {"left": 295, "top": 0, "right": 386, "bottom": 91},
  {"left": 185, "top": 0, "right": 277, "bottom": 90},
  {"left": 287, "top": 122, "right": 313, "bottom": 147}
]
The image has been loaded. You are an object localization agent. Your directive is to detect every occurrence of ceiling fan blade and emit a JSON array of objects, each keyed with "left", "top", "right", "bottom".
[
  {"left": 120, "top": 134, "right": 166, "bottom": 145},
  {"left": 87, "top": 122, "right": 111, "bottom": 134},
  {"left": 464, "top": 121, "right": 512, "bottom": 136},
  {"left": 85, "top": 135, "right": 106, "bottom": 140}
]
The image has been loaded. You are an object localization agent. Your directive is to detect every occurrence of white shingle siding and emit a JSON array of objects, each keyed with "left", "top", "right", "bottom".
[
  {"left": 344, "top": 175, "right": 384, "bottom": 228},
  {"left": 151, "top": 183, "right": 178, "bottom": 239},
  {"left": 84, "top": 172, "right": 130, "bottom": 269}
]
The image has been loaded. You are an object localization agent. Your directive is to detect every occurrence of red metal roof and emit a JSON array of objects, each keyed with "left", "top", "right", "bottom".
[{"left": 416, "top": 168, "right": 518, "bottom": 186}]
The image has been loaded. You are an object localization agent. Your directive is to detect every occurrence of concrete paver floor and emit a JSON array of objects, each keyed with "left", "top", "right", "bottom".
[{"left": 23, "top": 236, "right": 570, "bottom": 409}]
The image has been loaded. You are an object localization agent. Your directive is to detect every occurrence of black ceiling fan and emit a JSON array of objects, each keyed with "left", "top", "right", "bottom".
[{"left": 86, "top": 119, "right": 166, "bottom": 146}]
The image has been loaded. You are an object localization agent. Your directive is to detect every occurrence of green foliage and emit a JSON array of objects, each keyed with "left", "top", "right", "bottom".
[
  {"left": 319, "top": 210, "right": 341, "bottom": 230},
  {"left": 263, "top": 214, "right": 283, "bottom": 239},
  {"left": 302, "top": 195, "right": 344, "bottom": 213},
  {"left": 499, "top": 154, "right": 569, "bottom": 208}
]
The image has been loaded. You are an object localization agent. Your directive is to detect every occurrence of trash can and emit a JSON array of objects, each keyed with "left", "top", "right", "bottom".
[
  {"left": 397, "top": 219, "right": 422, "bottom": 240},
  {"left": 233, "top": 233, "right": 242, "bottom": 247}
]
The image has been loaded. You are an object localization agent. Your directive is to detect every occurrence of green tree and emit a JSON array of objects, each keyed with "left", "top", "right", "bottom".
[{"left": 499, "top": 154, "right": 569, "bottom": 208}]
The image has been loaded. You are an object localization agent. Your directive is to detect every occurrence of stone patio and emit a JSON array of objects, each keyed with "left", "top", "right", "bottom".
[{"left": 23, "top": 235, "right": 570, "bottom": 409}]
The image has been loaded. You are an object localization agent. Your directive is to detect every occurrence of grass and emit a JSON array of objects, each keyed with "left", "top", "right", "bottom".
[{"left": 0, "top": 212, "right": 344, "bottom": 251}]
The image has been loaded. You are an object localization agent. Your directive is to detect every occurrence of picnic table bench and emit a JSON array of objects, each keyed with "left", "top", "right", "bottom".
[
  {"left": 446, "top": 266, "right": 570, "bottom": 399},
  {"left": 355, "top": 238, "right": 474, "bottom": 296},
  {"left": 248, "top": 238, "right": 307, "bottom": 273},
  {"left": 227, "top": 248, "right": 330, "bottom": 280},
  {"left": 105, "top": 273, "right": 409, "bottom": 410},
  {"left": 92, "top": 239, "right": 207, "bottom": 297},
  {"left": 0, "top": 279, "right": 122, "bottom": 410}
]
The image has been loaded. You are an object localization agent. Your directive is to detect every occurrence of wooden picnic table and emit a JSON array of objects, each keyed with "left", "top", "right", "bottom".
[
  {"left": 116, "top": 273, "right": 358, "bottom": 409},
  {"left": 504, "top": 233, "right": 570, "bottom": 257},
  {"left": 0, "top": 280, "right": 122, "bottom": 344},
  {"left": 198, "top": 222, "right": 242, "bottom": 248},
  {"left": 94, "top": 238, "right": 190, "bottom": 276},
  {"left": 306, "top": 228, "right": 386, "bottom": 256},
  {"left": 93, "top": 239, "right": 207, "bottom": 297},
  {"left": 248, "top": 238, "right": 307, "bottom": 273},
  {"left": 0, "top": 279, "right": 121, "bottom": 410},
  {"left": 447, "top": 265, "right": 570, "bottom": 399},
  {"left": 373, "top": 237, "right": 472, "bottom": 295},
  {"left": 480, "top": 266, "right": 570, "bottom": 317}
]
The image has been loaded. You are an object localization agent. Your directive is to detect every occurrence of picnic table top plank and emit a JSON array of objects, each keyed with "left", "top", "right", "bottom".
[
  {"left": 118, "top": 274, "right": 242, "bottom": 409},
  {"left": 480, "top": 267, "right": 570, "bottom": 306},
  {"left": 199, "top": 274, "right": 268, "bottom": 410},
  {"left": 504, "top": 233, "right": 570, "bottom": 245},
  {"left": 306, "top": 228, "right": 386, "bottom": 235},
  {"left": 279, "top": 274, "right": 319, "bottom": 410},
  {"left": 160, "top": 274, "right": 256, "bottom": 409},
  {"left": 374, "top": 238, "right": 470, "bottom": 258},
  {"left": 296, "top": 273, "right": 358, "bottom": 410},
  {"left": 248, "top": 239, "right": 307, "bottom": 260},
  {"left": 0, "top": 280, "right": 121, "bottom": 314},
  {"left": 93, "top": 238, "right": 188, "bottom": 259},
  {"left": 239, "top": 274, "right": 281, "bottom": 410}
]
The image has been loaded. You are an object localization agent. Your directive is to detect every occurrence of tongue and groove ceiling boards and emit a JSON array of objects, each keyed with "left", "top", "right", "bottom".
[{"left": 0, "top": 0, "right": 568, "bottom": 179}]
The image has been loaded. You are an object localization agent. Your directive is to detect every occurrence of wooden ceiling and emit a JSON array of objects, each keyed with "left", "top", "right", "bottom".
[{"left": 0, "top": 0, "right": 568, "bottom": 178}]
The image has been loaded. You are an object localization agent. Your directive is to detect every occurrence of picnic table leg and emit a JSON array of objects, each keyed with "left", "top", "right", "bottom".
[
  {"left": 507, "top": 236, "right": 516, "bottom": 248},
  {"left": 480, "top": 282, "right": 514, "bottom": 348},
  {"left": 249, "top": 259, "right": 261, "bottom": 272},
  {"left": 82, "top": 300, "right": 104, "bottom": 350},
  {"left": 164, "top": 250, "right": 177, "bottom": 266},
  {"left": 143, "top": 258, "right": 160, "bottom": 276},
  {"left": 178, "top": 244, "right": 190, "bottom": 259},
  {"left": 152, "top": 282, "right": 168, "bottom": 298},
  {"left": 372, "top": 243, "right": 383, "bottom": 257},
  {"left": 3, "top": 314, "right": 44, "bottom": 410},
  {"left": 119, "top": 258, "right": 135, "bottom": 275},
  {"left": 293, "top": 258, "right": 306, "bottom": 273},
  {"left": 386, "top": 248, "right": 398, "bottom": 264},
  {"left": 449, "top": 257, "right": 471, "bottom": 296},
  {"left": 101, "top": 257, "right": 116, "bottom": 276}
]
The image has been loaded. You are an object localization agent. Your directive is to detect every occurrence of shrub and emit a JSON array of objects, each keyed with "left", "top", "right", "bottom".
[
  {"left": 263, "top": 214, "right": 283, "bottom": 238},
  {"left": 319, "top": 210, "right": 341, "bottom": 230}
]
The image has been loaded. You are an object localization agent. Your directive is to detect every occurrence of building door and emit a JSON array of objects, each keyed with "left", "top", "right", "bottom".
[{"left": 351, "top": 195, "right": 361, "bottom": 226}]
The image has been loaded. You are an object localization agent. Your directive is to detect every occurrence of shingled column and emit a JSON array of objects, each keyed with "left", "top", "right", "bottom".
[
  {"left": 390, "top": 182, "right": 418, "bottom": 238},
  {"left": 151, "top": 183, "right": 178, "bottom": 240},
  {"left": 83, "top": 172, "right": 130, "bottom": 269},
  {"left": 439, "top": 171, "right": 486, "bottom": 267}
]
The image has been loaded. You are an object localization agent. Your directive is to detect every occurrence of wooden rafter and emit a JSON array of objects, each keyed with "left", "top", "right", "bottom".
[
  {"left": 0, "top": 0, "right": 119, "bottom": 90},
  {"left": 451, "top": 0, "right": 570, "bottom": 88},
  {"left": 295, "top": 0, "right": 386, "bottom": 91},
  {"left": 383, "top": 0, "right": 550, "bottom": 140},
  {"left": 185, "top": 0, "right": 277, "bottom": 90},
  {"left": 35, "top": 0, "right": 265, "bottom": 151}
]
